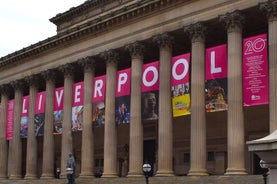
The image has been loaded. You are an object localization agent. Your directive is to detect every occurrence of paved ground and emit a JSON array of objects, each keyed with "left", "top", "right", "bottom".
[{"left": 0, "top": 175, "right": 264, "bottom": 184}]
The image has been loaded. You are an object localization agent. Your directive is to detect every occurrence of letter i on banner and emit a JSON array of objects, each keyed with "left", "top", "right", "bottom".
[
  {"left": 35, "top": 91, "right": 46, "bottom": 136},
  {"left": 171, "top": 53, "right": 191, "bottom": 117},
  {"left": 6, "top": 99, "right": 14, "bottom": 140},
  {"left": 20, "top": 96, "right": 29, "bottom": 138},
  {"left": 72, "top": 81, "right": 84, "bottom": 131},
  {"left": 53, "top": 87, "right": 64, "bottom": 134},
  {"left": 205, "top": 44, "right": 228, "bottom": 112},
  {"left": 141, "top": 61, "right": 159, "bottom": 121},
  {"left": 92, "top": 75, "right": 106, "bottom": 127},
  {"left": 115, "top": 68, "right": 131, "bottom": 125},
  {"left": 243, "top": 33, "right": 268, "bottom": 106}
]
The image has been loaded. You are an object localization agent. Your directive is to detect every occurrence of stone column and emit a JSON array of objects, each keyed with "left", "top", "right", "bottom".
[
  {"left": 260, "top": 0, "right": 277, "bottom": 133},
  {"left": 184, "top": 23, "right": 208, "bottom": 176},
  {"left": 153, "top": 33, "right": 174, "bottom": 176},
  {"left": 59, "top": 63, "right": 74, "bottom": 178},
  {"left": 41, "top": 70, "right": 56, "bottom": 179},
  {"left": 0, "top": 85, "right": 9, "bottom": 179},
  {"left": 78, "top": 57, "right": 95, "bottom": 178},
  {"left": 101, "top": 50, "right": 118, "bottom": 178},
  {"left": 220, "top": 11, "right": 247, "bottom": 175},
  {"left": 125, "top": 42, "right": 144, "bottom": 177},
  {"left": 24, "top": 75, "right": 39, "bottom": 179},
  {"left": 9, "top": 80, "right": 24, "bottom": 179}
]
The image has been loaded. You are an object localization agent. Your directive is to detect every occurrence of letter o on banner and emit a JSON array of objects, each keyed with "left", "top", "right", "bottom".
[
  {"left": 142, "top": 66, "right": 158, "bottom": 87},
  {"left": 172, "top": 58, "right": 189, "bottom": 81}
]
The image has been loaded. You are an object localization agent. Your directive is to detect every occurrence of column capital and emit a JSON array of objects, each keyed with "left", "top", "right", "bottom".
[
  {"left": 24, "top": 75, "right": 39, "bottom": 87},
  {"left": 41, "top": 69, "right": 57, "bottom": 82},
  {"left": 184, "top": 22, "right": 206, "bottom": 43},
  {"left": 125, "top": 42, "right": 145, "bottom": 60},
  {"left": 10, "top": 80, "right": 24, "bottom": 91},
  {"left": 219, "top": 10, "right": 244, "bottom": 33},
  {"left": 0, "top": 84, "right": 10, "bottom": 96},
  {"left": 78, "top": 56, "right": 96, "bottom": 72},
  {"left": 100, "top": 50, "right": 118, "bottom": 65},
  {"left": 260, "top": 0, "right": 277, "bottom": 21},
  {"left": 58, "top": 63, "right": 75, "bottom": 77},
  {"left": 153, "top": 33, "right": 174, "bottom": 49}
]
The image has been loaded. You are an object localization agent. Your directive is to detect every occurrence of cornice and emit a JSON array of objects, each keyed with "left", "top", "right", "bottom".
[{"left": 0, "top": 0, "right": 183, "bottom": 68}]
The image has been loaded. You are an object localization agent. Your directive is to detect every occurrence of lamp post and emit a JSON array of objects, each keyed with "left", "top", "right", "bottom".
[
  {"left": 260, "top": 160, "right": 268, "bottom": 184},
  {"left": 143, "top": 162, "right": 151, "bottom": 184}
]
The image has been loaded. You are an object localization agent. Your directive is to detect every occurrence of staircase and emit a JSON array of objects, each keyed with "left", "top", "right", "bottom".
[{"left": 0, "top": 175, "right": 264, "bottom": 184}]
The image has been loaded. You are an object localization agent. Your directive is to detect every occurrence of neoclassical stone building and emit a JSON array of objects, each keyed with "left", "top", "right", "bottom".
[{"left": 0, "top": 0, "right": 276, "bottom": 181}]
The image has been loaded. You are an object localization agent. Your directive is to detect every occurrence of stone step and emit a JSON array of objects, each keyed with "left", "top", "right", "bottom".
[{"left": 0, "top": 175, "right": 264, "bottom": 184}]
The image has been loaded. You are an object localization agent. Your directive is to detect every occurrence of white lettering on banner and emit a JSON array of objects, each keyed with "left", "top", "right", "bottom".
[
  {"left": 142, "top": 66, "right": 158, "bottom": 87},
  {"left": 244, "top": 38, "right": 266, "bottom": 55},
  {"left": 38, "top": 94, "right": 43, "bottom": 110},
  {"left": 55, "top": 90, "right": 64, "bottom": 107},
  {"left": 94, "top": 79, "right": 103, "bottom": 98},
  {"left": 74, "top": 85, "right": 81, "bottom": 103},
  {"left": 22, "top": 98, "right": 27, "bottom": 114},
  {"left": 210, "top": 51, "right": 222, "bottom": 74},
  {"left": 172, "top": 58, "right": 189, "bottom": 80},
  {"left": 117, "top": 73, "right": 128, "bottom": 92}
]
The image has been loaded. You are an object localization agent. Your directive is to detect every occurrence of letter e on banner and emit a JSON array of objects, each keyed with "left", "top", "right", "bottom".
[
  {"left": 142, "top": 61, "right": 159, "bottom": 92},
  {"left": 72, "top": 82, "right": 84, "bottom": 106}
]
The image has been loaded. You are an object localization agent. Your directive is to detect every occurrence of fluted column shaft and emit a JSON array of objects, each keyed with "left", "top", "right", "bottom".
[
  {"left": 60, "top": 64, "right": 74, "bottom": 178},
  {"left": 185, "top": 23, "right": 208, "bottom": 176},
  {"left": 25, "top": 76, "right": 39, "bottom": 179},
  {"left": 260, "top": 0, "right": 277, "bottom": 133},
  {"left": 79, "top": 57, "right": 95, "bottom": 178},
  {"left": 101, "top": 50, "right": 118, "bottom": 177},
  {"left": 0, "top": 85, "right": 9, "bottom": 179},
  {"left": 220, "top": 11, "right": 247, "bottom": 175},
  {"left": 126, "top": 42, "right": 144, "bottom": 177},
  {"left": 9, "top": 80, "right": 24, "bottom": 179},
  {"left": 153, "top": 34, "right": 174, "bottom": 176},
  {"left": 41, "top": 70, "right": 56, "bottom": 179}
]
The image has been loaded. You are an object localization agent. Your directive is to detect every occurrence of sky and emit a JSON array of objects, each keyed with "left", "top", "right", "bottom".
[{"left": 0, "top": 0, "right": 86, "bottom": 58}]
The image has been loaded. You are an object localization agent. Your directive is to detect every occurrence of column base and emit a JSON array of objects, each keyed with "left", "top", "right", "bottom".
[
  {"left": 102, "top": 173, "right": 118, "bottom": 178},
  {"left": 40, "top": 173, "right": 55, "bottom": 179},
  {"left": 155, "top": 170, "right": 175, "bottom": 177},
  {"left": 225, "top": 168, "right": 247, "bottom": 175},
  {"left": 78, "top": 172, "right": 95, "bottom": 179},
  {"left": 9, "top": 174, "right": 22, "bottom": 179},
  {"left": 188, "top": 169, "right": 209, "bottom": 176},
  {"left": 127, "top": 172, "right": 144, "bottom": 177},
  {"left": 24, "top": 174, "right": 38, "bottom": 180}
]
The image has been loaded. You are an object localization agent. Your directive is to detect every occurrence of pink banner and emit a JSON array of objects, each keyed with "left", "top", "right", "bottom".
[
  {"left": 6, "top": 99, "right": 14, "bottom": 140},
  {"left": 171, "top": 53, "right": 190, "bottom": 86},
  {"left": 35, "top": 91, "right": 46, "bottom": 114},
  {"left": 92, "top": 75, "right": 106, "bottom": 102},
  {"left": 21, "top": 95, "right": 29, "bottom": 117},
  {"left": 206, "top": 44, "right": 227, "bottom": 80},
  {"left": 54, "top": 87, "right": 64, "bottom": 111},
  {"left": 116, "top": 68, "right": 131, "bottom": 97},
  {"left": 72, "top": 81, "right": 84, "bottom": 106},
  {"left": 142, "top": 61, "right": 159, "bottom": 92},
  {"left": 243, "top": 33, "right": 268, "bottom": 106}
]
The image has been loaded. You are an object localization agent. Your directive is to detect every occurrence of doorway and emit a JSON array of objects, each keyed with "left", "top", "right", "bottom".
[{"left": 143, "top": 139, "right": 156, "bottom": 176}]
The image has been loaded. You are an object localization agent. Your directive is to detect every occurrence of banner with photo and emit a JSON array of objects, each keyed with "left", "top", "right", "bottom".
[
  {"left": 205, "top": 44, "right": 228, "bottom": 112},
  {"left": 115, "top": 68, "right": 131, "bottom": 125},
  {"left": 243, "top": 33, "right": 268, "bottom": 106},
  {"left": 141, "top": 61, "right": 159, "bottom": 121},
  {"left": 171, "top": 53, "right": 191, "bottom": 117},
  {"left": 53, "top": 87, "right": 64, "bottom": 135},
  {"left": 35, "top": 91, "right": 46, "bottom": 136},
  {"left": 20, "top": 95, "right": 29, "bottom": 138},
  {"left": 6, "top": 99, "right": 14, "bottom": 140},
  {"left": 92, "top": 75, "right": 106, "bottom": 127},
  {"left": 72, "top": 82, "right": 84, "bottom": 131}
]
